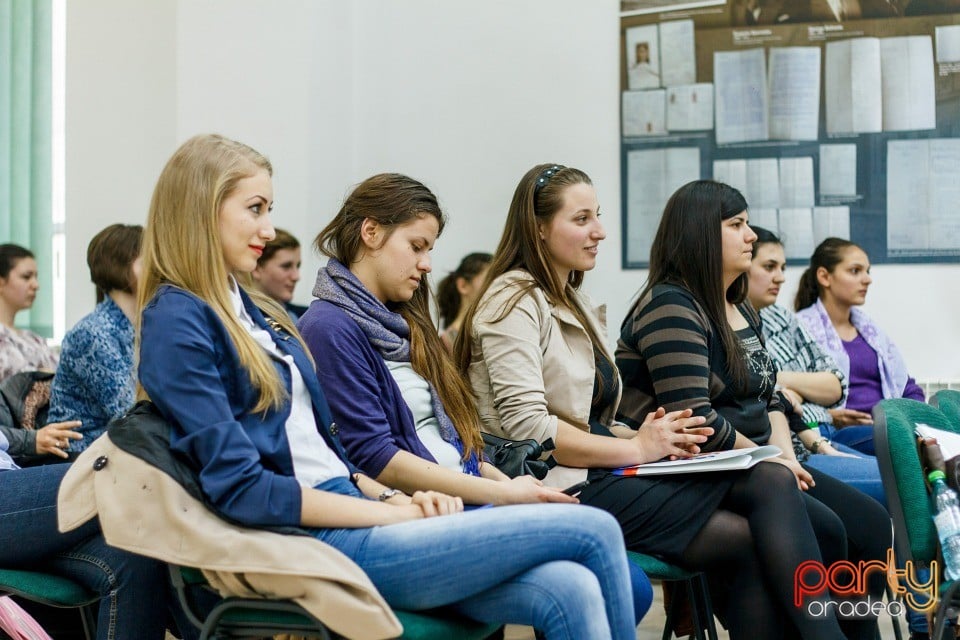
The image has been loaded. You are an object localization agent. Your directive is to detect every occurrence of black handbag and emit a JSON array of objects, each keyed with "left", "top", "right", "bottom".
[{"left": 481, "top": 432, "right": 557, "bottom": 480}]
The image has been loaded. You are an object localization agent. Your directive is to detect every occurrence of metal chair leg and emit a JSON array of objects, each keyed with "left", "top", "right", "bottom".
[
  {"left": 685, "top": 579, "right": 705, "bottom": 640},
  {"left": 78, "top": 604, "right": 97, "bottom": 640},
  {"left": 693, "top": 573, "right": 718, "bottom": 640},
  {"left": 662, "top": 582, "right": 682, "bottom": 640}
]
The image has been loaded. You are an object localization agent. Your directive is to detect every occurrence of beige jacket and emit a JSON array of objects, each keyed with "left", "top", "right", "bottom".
[
  {"left": 468, "top": 270, "right": 621, "bottom": 487},
  {"left": 57, "top": 435, "right": 402, "bottom": 640}
]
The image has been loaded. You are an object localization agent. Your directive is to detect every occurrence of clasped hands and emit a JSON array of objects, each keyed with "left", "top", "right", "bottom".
[{"left": 633, "top": 407, "right": 713, "bottom": 463}]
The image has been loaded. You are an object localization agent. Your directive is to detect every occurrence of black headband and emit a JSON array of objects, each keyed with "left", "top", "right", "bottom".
[{"left": 533, "top": 165, "right": 564, "bottom": 204}]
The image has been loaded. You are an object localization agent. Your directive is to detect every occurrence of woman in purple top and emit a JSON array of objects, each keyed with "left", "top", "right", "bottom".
[{"left": 794, "top": 238, "right": 923, "bottom": 455}]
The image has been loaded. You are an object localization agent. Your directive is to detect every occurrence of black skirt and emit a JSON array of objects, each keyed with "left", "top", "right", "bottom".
[{"left": 580, "top": 469, "right": 739, "bottom": 563}]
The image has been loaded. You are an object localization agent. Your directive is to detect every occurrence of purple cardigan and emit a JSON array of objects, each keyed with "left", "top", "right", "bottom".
[{"left": 298, "top": 300, "right": 443, "bottom": 477}]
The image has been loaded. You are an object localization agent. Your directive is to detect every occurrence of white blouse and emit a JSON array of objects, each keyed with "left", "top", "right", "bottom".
[{"left": 228, "top": 280, "right": 348, "bottom": 488}]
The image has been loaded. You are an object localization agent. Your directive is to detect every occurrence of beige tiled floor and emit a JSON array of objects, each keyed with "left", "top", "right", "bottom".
[{"left": 504, "top": 581, "right": 908, "bottom": 639}]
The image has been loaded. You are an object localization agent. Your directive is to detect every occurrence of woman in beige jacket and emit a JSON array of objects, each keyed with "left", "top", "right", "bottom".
[{"left": 457, "top": 164, "right": 843, "bottom": 639}]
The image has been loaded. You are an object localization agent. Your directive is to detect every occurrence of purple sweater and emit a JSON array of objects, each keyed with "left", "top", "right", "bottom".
[
  {"left": 297, "top": 300, "right": 443, "bottom": 477},
  {"left": 843, "top": 334, "right": 924, "bottom": 412}
]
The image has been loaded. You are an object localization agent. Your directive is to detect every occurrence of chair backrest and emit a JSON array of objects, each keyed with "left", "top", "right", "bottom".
[
  {"left": 873, "top": 398, "right": 958, "bottom": 567},
  {"left": 930, "top": 389, "right": 960, "bottom": 427}
]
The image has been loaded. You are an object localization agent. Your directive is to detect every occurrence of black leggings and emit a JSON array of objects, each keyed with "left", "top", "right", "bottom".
[
  {"left": 583, "top": 461, "right": 890, "bottom": 639},
  {"left": 585, "top": 462, "right": 848, "bottom": 639},
  {"left": 803, "top": 464, "right": 892, "bottom": 640},
  {"left": 680, "top": 462, "right": 848, "bottom": 640}
]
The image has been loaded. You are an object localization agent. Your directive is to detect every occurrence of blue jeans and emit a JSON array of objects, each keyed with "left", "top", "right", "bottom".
[
  {"left": 0, "top": 464, "right": 170, "bottom": 640},
  {"left": 803, "top": 440, "right": 887, "bottom": 508},
  {"left": 311, "top": 477, "right": 640, "bottom": 640},
  {"left": 822, "top": 423, "right": 876, "bottom": 456}
]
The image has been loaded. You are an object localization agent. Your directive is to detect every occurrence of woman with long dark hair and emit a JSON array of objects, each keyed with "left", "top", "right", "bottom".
[{"left": 616, "top": 180, "right": 890, "bottom": 640}]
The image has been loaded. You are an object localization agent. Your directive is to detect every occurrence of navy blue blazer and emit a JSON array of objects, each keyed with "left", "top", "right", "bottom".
[{"left": 139, "top": 284, "right": 357, "bottom": 527}]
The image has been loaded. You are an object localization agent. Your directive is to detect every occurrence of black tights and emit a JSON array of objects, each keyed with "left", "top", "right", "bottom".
[
  {"left": 681, "top": 463, "right": 848, "bottom": 640},
  {"left": 803, "top": 464, "right": 891, "bottom": 640}
]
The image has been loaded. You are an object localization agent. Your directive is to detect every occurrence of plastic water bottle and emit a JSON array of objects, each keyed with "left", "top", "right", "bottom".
[{"left": 929, "top": 470, "right": 960, "bottom": 581}]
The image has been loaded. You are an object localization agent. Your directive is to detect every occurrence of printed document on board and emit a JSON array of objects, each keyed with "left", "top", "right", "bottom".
[
  {"left": 714, "top": 48, "right": 769, "bottom": 145},
  {"left": 768, "top": 47, "right": 821, "bottom": 141},
  {"left": 825, "top": 38, "right": 882, "bottom": 135},
  {"left": 880, "top": 36, "right": 936, "bottom": 132}
]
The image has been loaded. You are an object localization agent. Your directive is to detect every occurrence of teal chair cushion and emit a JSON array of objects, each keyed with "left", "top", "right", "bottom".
[
  {"left": 217, "top": 606, "right": 318, "bottom": 626},
  {"left": 932, "top": 389, "right": 960, "bottom": 427},
  {"left": 396, "top": 609, "right": 498, "bottom": 639},
  {"left": 626, "top": 550, "right": 696, "bottom": 581},
  {"left": 0, "top": 568, "right": 98, "bottom": 607}
]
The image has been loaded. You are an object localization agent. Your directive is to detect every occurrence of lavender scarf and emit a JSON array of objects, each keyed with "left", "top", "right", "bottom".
[
  {"left": 796, "top": 299, "right": 910, "bottom": 403},
  {"left": 313, "top": 259, "right": 480, "bottom": 476}
]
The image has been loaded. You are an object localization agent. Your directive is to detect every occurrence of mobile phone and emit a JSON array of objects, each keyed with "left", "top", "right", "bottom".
[{"left": 562, "top": 480, "right": 590, "bottom": 496}]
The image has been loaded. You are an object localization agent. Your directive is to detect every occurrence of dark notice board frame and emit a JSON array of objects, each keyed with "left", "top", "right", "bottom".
[{"left": 620, "top": 7, "right": 960, "bottom": 268}]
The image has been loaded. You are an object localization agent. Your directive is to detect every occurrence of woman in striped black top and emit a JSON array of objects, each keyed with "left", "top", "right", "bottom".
[{"left": 616, "top": 180, "right": 889, "bottom": 640}]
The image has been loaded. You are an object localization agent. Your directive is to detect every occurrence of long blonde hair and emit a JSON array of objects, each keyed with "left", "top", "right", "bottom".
[{"left": 137, "top": 134, "right": 299, "bottom": 413}]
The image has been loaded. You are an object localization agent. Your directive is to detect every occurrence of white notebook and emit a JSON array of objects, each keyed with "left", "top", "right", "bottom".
[{"left": 614, "top": 445, "right": 781, "bottom": 476}]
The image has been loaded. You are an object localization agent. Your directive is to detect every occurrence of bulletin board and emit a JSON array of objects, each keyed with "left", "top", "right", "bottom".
[{"left": 619, "top": 0, "right": 960, "bottom": 268}]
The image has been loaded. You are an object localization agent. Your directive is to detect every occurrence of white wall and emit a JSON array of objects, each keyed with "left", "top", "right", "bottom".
[
  {"left": 64, "top": 0, "right": 177, "bottom": 321},
  {"left": 63, "top": 0, "right": 960, "bottom": 380},
  {"left": 175, "top": 0, "right": 355, "bottom": 299}
]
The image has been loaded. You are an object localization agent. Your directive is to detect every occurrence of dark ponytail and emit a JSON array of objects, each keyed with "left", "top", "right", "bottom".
[
  {"left": 437, "top": 252, "right": 492, "bottom": 328},
  {"left": 794, "top": 237, "right": 859, "bottom": 311}
]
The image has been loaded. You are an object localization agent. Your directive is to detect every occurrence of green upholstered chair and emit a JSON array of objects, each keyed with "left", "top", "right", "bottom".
[
  {"left": 171, "top": 565, "right": 501, "bottom": 640},
  {"left": 873, "top": 398, "right": 960, "bottom": 638},
  {"left": 930, "top": 389, "right": 960, "bottom": 427},
  {"left": 0, "top": 568, "right": 98, "bottom": 639},
  {"left": 627, "top": 550, "right": 718, "bottom": 640}
]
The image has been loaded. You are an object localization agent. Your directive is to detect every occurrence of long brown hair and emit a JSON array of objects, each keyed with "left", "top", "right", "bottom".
[
  {"left": 634, "top": 180, "right": 751, "bottom": 388},
  {"left": 138, "top": 134, "right": 300, "bottom": 413},
  {"left": 455, "top": 164, "right": 609, "bottom": 374},
  {"left": 314, "top": 173, "right": 483, "bottom": 459}
]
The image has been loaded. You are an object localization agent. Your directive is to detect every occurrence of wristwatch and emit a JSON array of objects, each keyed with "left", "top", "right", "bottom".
[
  {"left": 378, "top": 488, "right": 403, "bottom": 502},
  {"left": 810, "top": 437, "right": 830, "bottom": 454}
]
